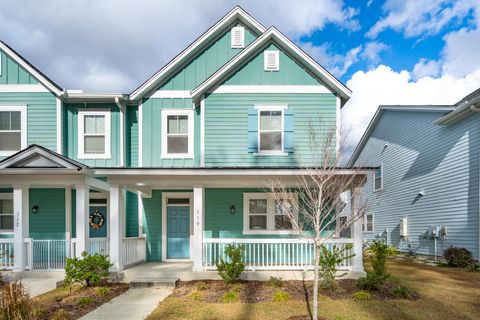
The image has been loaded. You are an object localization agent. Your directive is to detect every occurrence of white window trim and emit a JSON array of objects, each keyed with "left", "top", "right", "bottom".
[
  {"left": 373, "top": 163, "right": 383, "bottom": 192},
  {"left": 243, "top": 192, "right": 298, "bottom": 235},
  {"left": 78, "top": 109, "right": 111, "bottom": 159},
  {"left": 264, "top": 50, "right": 279, "bottom": 71},
  {"left": 161, "top": 109, "right": 194, "bottom": 159},
  {"left": 231, "top": 26, "right": 245, "bottom": 48},
  {"left": 362, "top": 212, "right": 374, "bottom": 233},
  {"left": 254, "top": 105, "right": 288, "bottom": 156},
  {"left": 0, "top": 193, "right": 13, "bottom": 234},
  {"left": 0, "top": 105, "right": 27, "bottom": 157}
]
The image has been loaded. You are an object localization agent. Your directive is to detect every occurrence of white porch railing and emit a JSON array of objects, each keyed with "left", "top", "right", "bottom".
[
  {"left": 0, "top": 238, "right": 14, "bottom": 270},
  {"left": 90, "top": 238, "right": 109, "bottom": 255},
  {"left": 123, "top": 236, "right": 146, "bottom": 267},
  {"left": 27, "top": 239, "right": 69, "bottom": 271},
  {"left": 203, "top": 238, "right": 354, "bottom": 271}
]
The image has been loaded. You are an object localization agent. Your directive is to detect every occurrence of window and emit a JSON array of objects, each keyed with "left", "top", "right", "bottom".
[
  {"left": 373, "top": 165, "right": 383, "bottom": 191},
  {"left": 256, "top": 106, "right": 286, "bottom": 155},
  {"left": 78, "top": 110, "right": 111, "bottom": 159},
  {"left": 362, "top": 212, "right": 373, "bottom": 233},
  {"left": 264, "top": 50, "right": 279, "bottom": 71},
  {"left": 0, "top": 106, "right": 27, "bottom": 156},
  {"left": 243, "top": 193, "right": 297, "bottom": 234},
  {"left": 231, "top": 26, "right": 245, "bottom": 48},
  {"left": 161, "top": 109, "right": 194, "bottom": 158},
  {"left": 0, "top": 194, "right": 13, "bottom": 233}
]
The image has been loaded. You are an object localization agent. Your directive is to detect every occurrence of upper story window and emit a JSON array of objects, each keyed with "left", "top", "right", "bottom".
[
  {"left": 0, "top": 194, "right": 13, "bottom": 233},
  {"left": 362, "top": 212, "right": 374, "bottom": 233},
  {"left": 231, "top": 26, "right": 245, "bottom": 48},
  {"left": 373, "top": 165, "right": 383, "bottom": 192},
  {"left": 161, "top": 109, "right": 194, "bottom": 159},
  {"left": 78, "top": 110, "right": 111, "bottom": 159},
  {"left": 0, "top": 106, "right": 27, "bottom": 156},
  {"left": 264, "top": 50, "right": 279, "bottom": 71},
  {"left": 243, "top": 193, "right": 297, "bottom": 234}
]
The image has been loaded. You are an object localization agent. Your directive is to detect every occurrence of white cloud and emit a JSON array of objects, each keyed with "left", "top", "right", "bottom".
[
  {"left": 367, "top": 0, "right": 476, "bottom": 38},
  {"left": 442, "top": 28, "right": 480, "bottom": 77},
  {"left": 412, "top": 58, "right": 442, "bottom": 79},
  {"left": 360, "top": 41, "right": 388, "bottom": 64}
]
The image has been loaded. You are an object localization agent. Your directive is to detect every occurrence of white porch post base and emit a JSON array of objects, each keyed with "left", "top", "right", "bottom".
[
  {"left": 351, "top": 184, "right": 365, "bottom": 274},
  {"left": 192, "top": 186, "right": 204, "bottom": 272},
  {"left": 110, "top": 185, "right": 125, "bottom": 271},
  {"left": 75, "top": 185, "right": 90, "bottom": 257},
  {"left": 13, "top": 185, "right": 29, "bottom": 272}
]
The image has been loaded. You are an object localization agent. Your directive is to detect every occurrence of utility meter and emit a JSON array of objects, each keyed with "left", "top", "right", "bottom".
[{"left": 399, "top": 218, "right": 408, "bottom": 238}]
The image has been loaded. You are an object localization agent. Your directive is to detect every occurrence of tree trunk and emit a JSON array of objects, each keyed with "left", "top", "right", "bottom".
[{"left": 312, "top": 241, "right": 320, "bottom": 320}]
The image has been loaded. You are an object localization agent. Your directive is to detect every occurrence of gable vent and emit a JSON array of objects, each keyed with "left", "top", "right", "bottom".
[
  {"left": 231, "top": 26, "right": 245, "bottom": 48},
  {"left": 264, "top": 50, "right": 279, "bottom": 71}
]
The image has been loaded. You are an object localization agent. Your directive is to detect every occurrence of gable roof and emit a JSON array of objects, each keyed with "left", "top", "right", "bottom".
[
  {"left": 435, "top": 87, "right": 480, "bottom": 125},
  {"left": 190, "top": 27, "right": 351, "bottom": 105},
  {"left": 0, "top": 144, "right": 87, "bottom": 170},
  {"left": 130, "top": 6, "right": 266, "bottom": 101},
  {"left": 347, "top": 105, "right": 455, "bottom": 167},
  {"left": 0, "top": 41, "right": 63, "bottom": 96}
]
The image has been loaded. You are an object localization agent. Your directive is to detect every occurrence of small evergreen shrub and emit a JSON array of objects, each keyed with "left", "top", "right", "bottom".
[
  {"left": 392, "top": 285, "right": 418, "bottom": 300},
  {"left": 195, "top": 282, "right": 209, "bottom": 291},
  {"left": 266, "top": 276, "right": 284, "bottom": 288},
  {"left": 187, "top": 290, "right": 203, "bottom": 301},
  {"left": 65, "top": 251, "right": 112, "bottom": 287},
  {"left": 94, "top": 286, "right": 110, "bottom": 297},
  {"left": 221, "top": 290, "right": 239, "bottom": 303},
  {"left": 77, "top": 297, "right": 94, "bottom": 307},
  {"left": 353, "top": 290, "right": 373, "bottom": 301},
  {"left": 366, "top": 241, "right": 397, "bottom": 281},
  {"left": 272, "top": 290, "right": 290, "bottom": 302},
  {"left": 0, "top": 281, "right": 32, "bottom": 320},
  {"left": 319, "top": 243, "right": 354, "bottom": 290},
  {"left": 356, "top": 273, "right": 382, "bottom": 291},
  {"left": 216, "top": 244, "right": 245, "bottom": 284},
  {"left": 443, "top": 247, "right": 473, "bottom": 268}
]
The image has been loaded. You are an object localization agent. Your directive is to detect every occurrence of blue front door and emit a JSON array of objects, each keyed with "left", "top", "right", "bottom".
[
  {"left": 167, "top": 206, "right": 190, "bottom": 259},
  {"left": 89, "top": 206, "right": 107, "bottom": 238}
]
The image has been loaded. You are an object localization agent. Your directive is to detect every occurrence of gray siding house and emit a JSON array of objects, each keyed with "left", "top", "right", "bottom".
[{"left": 348, "top": 89, "right": 480, "bottom": 260}]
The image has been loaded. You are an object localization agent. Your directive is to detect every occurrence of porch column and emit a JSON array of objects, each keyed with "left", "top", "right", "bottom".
[
  {"left": 351, "top": 183, "right": 365, "bottom": 274},
  {"left": 75, "top": 185, "right": 90, "bottom": 257},
  {"left": 13, "top": 185, "right": 29, "bottom": 271},
  {"left": 192, "top": 185, "right": 204, "bottom": 272},
  {"left": 109, "top": 185, "right": 125, "bottom": 271}
]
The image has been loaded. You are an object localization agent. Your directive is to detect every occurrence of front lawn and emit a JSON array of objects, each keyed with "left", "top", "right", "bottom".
[{"left": 147, "top": 259, "right": 480, "bottom": 320}]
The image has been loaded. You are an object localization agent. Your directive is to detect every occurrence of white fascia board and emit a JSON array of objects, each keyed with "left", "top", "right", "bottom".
[
  {"left": 130, "top": 7, "right": 266, "bottom": 101},
  {"left": 0, "top": 84, "right": 50, "bottom": 93},
  {"left": 0, "top": 146, "right": 79, "bottom": 170},
  {"left": 209, "top": 85, "right": 332, "bottom": 94},
  {"left": 0, "top": 42, "right": 63, "bottom": 96},
  {"left": 191, "top": 27, "right": 351, "bottom": 102}
]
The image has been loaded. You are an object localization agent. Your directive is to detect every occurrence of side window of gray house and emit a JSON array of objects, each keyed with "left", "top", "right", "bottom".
[{"left": 373, "top": 165, "right": 383, "bottom": 192}]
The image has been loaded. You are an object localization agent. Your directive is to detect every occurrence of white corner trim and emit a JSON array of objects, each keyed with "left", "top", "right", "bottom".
[
  {"left": 138, "top": 102, "right": 143, "bottom": 167},
  {"left": 200, "top": 97, "right": 205, "bottom": 167},
  {"left": 77, "top": 109, "right": 112, "bottom": 159},
  {"left": 0, "top": 54, "right": 2, "bottom": 76},
  {"left": 0, "top": 105, "right": 27, "bottom": 157},
  {"left": 115, "top": 98, "right": 125, "bottom": 167},
  {"left": 56, "top": 98, "right": 62, "bottom": 154},
  {"left": 0, "top": 84, "right": 50, "bottom": 93},
  {"left": 149, "top": 90, "right": 192, "bottom": 99},
  {"left": 210, "top": 85, "right": 331, "bottom": 94},
  {"left": 336, "top": 95, "right": 340, "bottom": 156},
  {"left": 161, "top": 109, "right": 194, "bottom": 159}
]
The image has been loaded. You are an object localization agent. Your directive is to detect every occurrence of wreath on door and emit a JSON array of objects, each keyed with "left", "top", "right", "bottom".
[{"left": 89, "top": 209, "right": 105, "bottom": 230}]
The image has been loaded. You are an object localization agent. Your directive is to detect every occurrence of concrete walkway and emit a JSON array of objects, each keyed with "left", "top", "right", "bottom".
[
  {"left": 79, "top": 287, "right": 172, "bottom": 320},
  {"left": 1, "top": 271, "right": 65, "bottom": 298}
]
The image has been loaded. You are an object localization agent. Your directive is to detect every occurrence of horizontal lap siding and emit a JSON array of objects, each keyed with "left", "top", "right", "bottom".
[
  {"left": 0, "top": 92, "right": 57, "bottom": 160},
  {"left": 125, "top": 191, "right": 139, "bottom": 237},
  {"left": 356, "top": 111, "right": 480, "bottom": 259},
  {"left": 0, "top": 50, "right": 38, "bottom": 84},
  {"left": 204, "top": 93, "right": 337, "bottom": 167}
]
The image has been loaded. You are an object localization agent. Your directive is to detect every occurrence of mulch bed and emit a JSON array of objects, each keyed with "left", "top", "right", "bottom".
[
  {"left": 32, "top": 283, "right": 129, "bottom": 320},
  {"left": 171, "top": 279, "right": 411, "bottom": 304}
]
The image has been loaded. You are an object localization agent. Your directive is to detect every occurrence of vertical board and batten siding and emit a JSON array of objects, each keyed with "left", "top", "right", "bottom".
[
  {"left": 63, "top": 103, "right": 121, "bottom": 167},
  {"left": 126, "top": 106, "right": 139, "bottom": 167},
  {"left": 0, "top": 92, "right": 57, "bottom": 160},
  {"left": 355, "top": 111, "right": 479, "bottom": 259},
  {"left": 159, "top": 23, "right": 257, "bottom": 91},
  {"left": 141, "top": 98, "right": 200, "bottom": 167},
  {"left": 204, "top": 93, "right": 336, "bottom": 167},
  {"left": 29, "top": 188, "right": 66, "bottom": 240},
  {"left": 0, "top": 50, "right": 38, "bottom": 84}
]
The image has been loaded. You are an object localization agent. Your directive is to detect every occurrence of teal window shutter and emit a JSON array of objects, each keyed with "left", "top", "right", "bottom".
[
  {"left": 248, "top": 107, "right": 258, "bottom": 152},
  {"left": 284, "top": 108, "right": 294, "bottom": 153}
]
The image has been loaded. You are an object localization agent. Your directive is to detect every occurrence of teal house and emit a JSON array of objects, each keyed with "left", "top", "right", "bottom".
[
  {"left": 348, "top": 89, "right": 480, "bottom": 260},
  {"left": 0, "top": 7, "right": 367, "bottom": 274}
]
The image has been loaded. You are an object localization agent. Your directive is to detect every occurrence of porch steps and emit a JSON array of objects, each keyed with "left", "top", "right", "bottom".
[{"left": 129, "top": 277, "right": 179, "bottom": 289}]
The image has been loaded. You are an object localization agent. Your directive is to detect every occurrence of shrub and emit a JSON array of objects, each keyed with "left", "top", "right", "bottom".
[
  {"left": 392, "top": 285, "right": 418, "bottom": 300},
  {"left": 187, "top": 290, "right": 203, "bottom": 301},
  {"left": 195, "top": 282, "right": 209, "bottom": 291},
  {"left": 77, "top": 297, "right": 94, "bottom": 307},
  {"left": 94, "top": 286, "right": 110, "bottom": 298},
  {"left": 216, "top": 244, "right": 245, "bottom": 284},
  {"left": 0, "top": 281, "right": 32, "bottom": 320},
  {"left": 50, "top": 309, "right": 72, "bottom": 320},
  {"left": 443, "top": 247, "right": 473, "bottom": 268},
  {"left": 266, "top": 276, "right": 284, "bottom": 288},
  {"left": 272, "top": 290, "right": 290, "bottom": 302},
  {"left": 319, "top": 243, "right": 354, "bottom": 290},
  {"left": 356, "top": 273, "right": 382, "bottom": 291},
  {"left": 221, "top": 290, "right": 239, "bottom": 303},
  {"left": 366, "top": 241, "right": 396, "bottom": 281},
  {"left": 65, "top": 251, "right": 112, "bottom": 287},
  {"left": 353, "top": 290, "right": 373, "bottom": 301}
]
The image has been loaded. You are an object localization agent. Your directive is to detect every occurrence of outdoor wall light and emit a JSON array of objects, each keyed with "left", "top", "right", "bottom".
[
  {"left": 230, "top": 205, "right": 236, "bottom": 214},
  {"left": 32, "top": 205, "right": 39, "bottom": 214}
]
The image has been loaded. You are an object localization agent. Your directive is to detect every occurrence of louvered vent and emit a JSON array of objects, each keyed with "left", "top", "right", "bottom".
[
  {"left": 231, "top": 26, "right": 245, "bottom": 48},
  {"left": 264, "top": 50, "right": 279, "bottom": 71}
]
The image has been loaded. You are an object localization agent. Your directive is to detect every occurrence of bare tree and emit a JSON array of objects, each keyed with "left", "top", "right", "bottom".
[{"left": 268, "top": 122, "right": 369, "bottom": 320}]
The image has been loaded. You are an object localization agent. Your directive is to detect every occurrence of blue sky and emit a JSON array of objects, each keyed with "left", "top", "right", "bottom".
[{"left": 1, "top": 0, "right": 480, "bottom": 155}]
